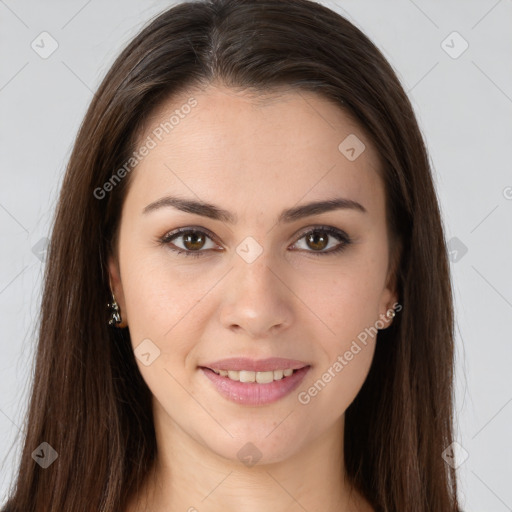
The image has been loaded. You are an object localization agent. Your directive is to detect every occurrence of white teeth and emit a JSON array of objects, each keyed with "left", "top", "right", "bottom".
[
  {"left": 255, "top": 371, "right": 274, "bottom": 384},
  {"left": 228, "top": 370, "right": 239, "bottom": 381},
  {"left": 210, "top": 368, "right": 298, "bottom": 382},
  {"left": 239, "top": 370, "right": 254, "bottom": 383},
  {"left": 273, "top": 369, "right": 284, "bottom": 380}
]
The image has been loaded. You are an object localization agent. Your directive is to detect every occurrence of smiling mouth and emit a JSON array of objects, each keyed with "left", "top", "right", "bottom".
[
  {"left": 199, "top": 365, "right": 311, "bottom": 406},
  {"left": 202, "top": 367, "right": 303, "bottom": 384}
]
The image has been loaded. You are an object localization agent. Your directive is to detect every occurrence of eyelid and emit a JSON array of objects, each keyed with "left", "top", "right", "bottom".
[
  {"left": 160, "top": 224, "right": 351, "bottom": 257},
  {"left": 160, "top": 226, "right": 222, "bottom": 250},
  {"left": 294, "top": 224, "right": 347, "bottom": 239},
  {"left": 290, "top": 225, "right": 351, "bottom": 253}
]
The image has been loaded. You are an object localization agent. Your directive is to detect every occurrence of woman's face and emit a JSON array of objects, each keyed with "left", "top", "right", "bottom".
[{"left": 109, "top": 84, "right": 397, "bottom": 464}]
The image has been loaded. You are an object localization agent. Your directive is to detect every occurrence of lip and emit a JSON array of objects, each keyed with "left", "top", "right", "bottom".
[
  {"left": 199, "top": 365, "right": 311, "bottom": 406},
  {"left": 200, "top": 357, "right": 309, "bottom": 372}
]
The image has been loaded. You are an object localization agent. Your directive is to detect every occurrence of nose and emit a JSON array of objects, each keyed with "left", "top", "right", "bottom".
[{"left": 219, "top": 253, "right": 295, "bottom": 339}]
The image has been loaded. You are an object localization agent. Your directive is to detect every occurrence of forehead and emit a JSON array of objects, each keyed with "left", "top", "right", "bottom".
[{"left": 126, "top": 84, "right": 385, "bottom": 221}]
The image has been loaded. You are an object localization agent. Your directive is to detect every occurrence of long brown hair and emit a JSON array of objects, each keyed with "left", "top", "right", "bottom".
[{"left": 2, "top": 1, "right": 461, "bottom": 510}]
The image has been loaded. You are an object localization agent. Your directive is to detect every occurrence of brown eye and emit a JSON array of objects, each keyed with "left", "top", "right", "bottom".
[
  {"left": 160, "top": 226, "right": 351, "bottom": 259},
  {"left": 160, "top": 228, "right": 218, "bottom": 258},
  {"left": 305, "top": 231, "right": 329, "bottom": 251},
  {"left": 292, "top": 227, "right": 352, "bottom": 256},
  {"left": 181, "top": 231, "right": 207, "bottom": 251}
]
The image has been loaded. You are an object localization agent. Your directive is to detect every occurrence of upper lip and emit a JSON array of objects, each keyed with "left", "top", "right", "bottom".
[{"left": 200, "top": 357, "right": 310, "bottom": 372}]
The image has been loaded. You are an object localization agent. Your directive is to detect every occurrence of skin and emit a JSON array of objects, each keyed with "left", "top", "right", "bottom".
[{"left": 109, "top": 83, "right": 398, "bottom": 512}]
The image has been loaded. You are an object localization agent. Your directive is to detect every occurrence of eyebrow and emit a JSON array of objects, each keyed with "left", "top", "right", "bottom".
[{"left": 142, "top": 195, "right": 367, "bottom": 224}]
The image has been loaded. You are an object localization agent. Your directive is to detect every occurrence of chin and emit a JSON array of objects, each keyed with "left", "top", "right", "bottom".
[{"left": 200, "top": 427, "right": 308, "bottom": 468}]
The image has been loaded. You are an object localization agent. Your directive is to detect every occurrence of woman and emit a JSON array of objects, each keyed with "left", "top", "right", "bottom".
[{"left": 1, "top": 0, "right": 462, "bottom": 510}]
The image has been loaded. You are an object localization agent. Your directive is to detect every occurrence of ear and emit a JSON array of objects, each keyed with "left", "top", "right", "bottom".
[
  {"left": 377, "top": 235, "right": 402, "bottom": 329},
  {"left": 377, "top": 257, "right": 400, "bottom": 330},
  {"left": 378, "top": 287, "right": 399, "bottom": 329},
  {"left": 108, "top": 254, "right": 128, "bottom": 326}
]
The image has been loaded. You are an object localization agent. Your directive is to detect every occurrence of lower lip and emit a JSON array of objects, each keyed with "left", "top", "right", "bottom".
[{"left": 199, "top": 366, "right": 311, "bottom": 406}]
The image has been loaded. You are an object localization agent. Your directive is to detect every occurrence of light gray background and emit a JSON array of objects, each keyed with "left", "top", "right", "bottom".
[{"left": 1, "top": 0, "right": 511, "bottom": 510}]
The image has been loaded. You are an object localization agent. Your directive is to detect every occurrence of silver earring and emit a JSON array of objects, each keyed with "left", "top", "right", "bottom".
[
  {"left": 386, "top": 308, "right": 396, "bottom": 319},
  {"left": 107, "top": 292, "right": 123, "bottom": 327}
]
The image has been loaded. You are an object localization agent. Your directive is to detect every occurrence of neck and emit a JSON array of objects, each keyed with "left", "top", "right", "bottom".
[{"left": 126, "top": 404, "right": 372, "bottom": 512}]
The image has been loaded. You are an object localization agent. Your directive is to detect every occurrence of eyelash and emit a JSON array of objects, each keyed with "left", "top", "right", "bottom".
[{"left": 159, "top": 225, "right": 352, "bottom": 258}]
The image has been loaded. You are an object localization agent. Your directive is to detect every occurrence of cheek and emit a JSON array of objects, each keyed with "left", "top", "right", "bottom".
[
  {"left": 297, "top": 341, "right": 375, "bottom": 425},
  {"left": 301, "top": 257, "right": 386, "bottom": 341},
  {"left": 293, "top": 253, "right": 385, "bottom": 408},
  {"left": 120, "top": 232, "right": 195, "bottom": 320},
  {"left": 296, "top": 274, "right": 380, "bottom": 416},
  {"left": 119, "top": 245, "right": 225, "bottom": 377},
  {"left": 120, "top": 260, "right": 203, "bottom": 404}
]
